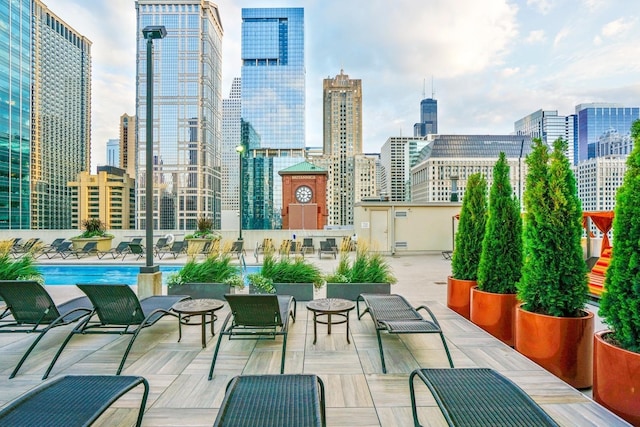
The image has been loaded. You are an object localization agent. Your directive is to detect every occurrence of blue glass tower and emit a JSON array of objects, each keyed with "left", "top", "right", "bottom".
[
  {"left": 0, "top": 0, "right": 31, "bottom": 229},
  {"left": 414, "top": 98, "right": 437, "bottom": 137},
  {"left": 241, "top": 8, "right": 305, "bottom": 229}
]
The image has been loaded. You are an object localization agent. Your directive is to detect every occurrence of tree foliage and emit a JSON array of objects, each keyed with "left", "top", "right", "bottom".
[
  {"left": 518, "top": 138, "right": 587, "bottom": 317},
  {"left": 477, "top": 152, "right": 522, "bottom": 294},
  {"left": 600, "top": 119, "right": 640, "bottom": 353},
  {"left": 451, "top": 173, "right": 488, "bottom": 280}
]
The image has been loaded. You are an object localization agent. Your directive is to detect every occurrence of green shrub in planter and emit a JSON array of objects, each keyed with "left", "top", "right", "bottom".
[
  {"left": 250, "top": 252, "right": 324, "bottom": 293},
  {"left": 0, "top": 245, "right": 42, "bottom": 282},
  {"left": 325, "top": 243, "right": 396, "bottom": 284},
  {"left": 518, "top": 138, "right": 587, "bottom": 317},
  {"left": 167, "top": 252, "right": 240, "bottom": 288},
  {"left": 451, "top": 173, "right": 488, "bottom": 280},
  {"left": 477, "top": 152, "right": 522, "bottom": 293},
  {"left": 600, "top": 119, "right": 640, "bottom": 352}
]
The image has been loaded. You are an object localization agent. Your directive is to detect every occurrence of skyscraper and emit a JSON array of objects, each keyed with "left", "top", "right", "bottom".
[
  {"left": 1, "top": 0, "right": 92, "bottom": 230},
  {"left": 414, "top": 98, "right": 437, "bottom": 137},
  {"left": 380, "top": 137, "right": 429, "bottom": 202},
  {"left": 240, "top": 8, "right": 306, "bottom": 229},
  {"left": 107, "top": 139, "right": 120, "bottom": 167},
  {"left": 119, "top": 113, "right": 136, "bottom": 179},
  {"left": 514, "top": 109, "right": 576, "bottom": 164},
  {"left": 135, "top": 1, "right": 223, "bottom": 231},
  {"left": 221, "top": 77, "right": 241, "bottom": 228}
]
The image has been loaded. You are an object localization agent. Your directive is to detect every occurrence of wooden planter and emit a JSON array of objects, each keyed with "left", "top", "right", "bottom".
[
  {"left": 593, "top": 331, "right": 640, "bottom": 425},
  {"left": 249, "top": 283, "right": 316, "bottom": 301},
  {"left": 71, "top": 236, "right": 113, "bottom": 252},
  {"left": 168, "top": 283, "right": 236, "bottom": 300},
  {"left": 325, "top": 283, "right": 391, "bottom": 301},
  {"left": 446, "top": 276, "right": 476, "bottom": 319},
  {"left": 470, "top": 287, "right": 517, "bottom": 346},
  {"left": 515, "top": 304, "right": 593, "bottom": 389}
]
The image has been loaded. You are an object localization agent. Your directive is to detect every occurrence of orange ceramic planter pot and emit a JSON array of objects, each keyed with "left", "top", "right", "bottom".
[
  {"left": 593, "top": 331, "right": 640, "bottom": 426},
  {"left": 470, "top": 287, "right": 517, "bottom": 346},
  {"left": 515, "top": 304, "right": 593, "bottom": 389},
  {"left": 447, "top": 276, "right": 476, "bottom": 320}
]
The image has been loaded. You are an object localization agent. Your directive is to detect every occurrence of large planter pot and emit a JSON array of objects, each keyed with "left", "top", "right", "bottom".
[
  {"left": 71, "top": 236, "right": 113, "bottom": 252},
  {"left": 325, "top": 282, "right": 391, "bottom": 301},
  {"left": 168, "top": 283, "right": 235, "bottom": 300},
  {"left": 249, "top": 283, "right": 316, "bottom": 301},
  {"left": 470, "top": 287, "right": 517, "bottom": 346},
  {"left": 593, "top": 331, "right": 640, "bottom": 425},
  {"left": 515, "top": 304, "right": 593, "bottom": 389},
  {"left": 447, "top": 276, "right": 476, "bottom": 319}
]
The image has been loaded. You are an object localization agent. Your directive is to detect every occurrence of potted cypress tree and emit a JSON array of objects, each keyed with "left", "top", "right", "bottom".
[
  {"left": 447, "top": 172, "right": 487, "bottom": 319},
  {"left": 471, "top": 152, "right": 522, "bottom": 346},
  {"left": 594, "top": 119, "right": 640, "bottom": 425},
  {"left": 515, "top": 138, "right": 593, "bottom": 389}
]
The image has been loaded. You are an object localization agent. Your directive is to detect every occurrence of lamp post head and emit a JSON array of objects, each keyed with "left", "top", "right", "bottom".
[
  {"left": 236, "top": 145, "right": 245, "bottom": 154},
  {"left": 142, "top": 25, "right": 167, "bottom": 40}
]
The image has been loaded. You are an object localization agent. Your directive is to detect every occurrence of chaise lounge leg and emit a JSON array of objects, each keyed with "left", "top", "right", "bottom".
[
  {"left": 280, "top": 333, "right": 287, "bottom": 374},
  {"left": 10, "top": 322, "right": 57, "bottom": 379},
  {"left": 375, "top": 329, "right": 387, "bottom": 374},
  {"left": 117, "top": 326, "right": 145, "bottom": 375},
  {"left": 439, "top": 333, "right": 454, "bottom": 368}
]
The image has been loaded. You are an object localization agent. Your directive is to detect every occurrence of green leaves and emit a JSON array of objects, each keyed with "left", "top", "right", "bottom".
[
  {"left": 0, "top": 251, "right": 42, "bottom": 282},
  {"left": 259, "top": 252, "right": 324, "bottom": 288},
  {"left": 167, "top": 252, "right": 239, "bottom": 287},
  {"left": 325, "top": 249, "right": 397, "bottom": 284},
  {"left": 600, "top": 119, "right": 640, "bottom": 352}
]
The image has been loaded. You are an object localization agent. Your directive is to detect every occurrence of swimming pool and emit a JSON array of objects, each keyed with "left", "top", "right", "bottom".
[{"left": 37, "top": 265, "right": 260, "bottom": 286}]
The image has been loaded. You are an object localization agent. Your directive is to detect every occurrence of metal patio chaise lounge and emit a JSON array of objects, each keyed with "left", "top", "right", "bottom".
[
  {"left": 230, "top": 240, "right": 246, "bottom": 259},
  {"left": 122, "top": 242, "right": 145, "bottom": 260},
  {"left": 0, "top": 280, "right": 93, "bottom": 379},
  {"left": 318, "top": 240, "right": 337, "bottom": 259},
  {"left": 97, "top": 240, "right": 131, "bottom": 259},
  {"left": 301, "top": 237, "right": 315, "bottom": 254},
  {"left": 44, "top": 240, "right": 74, "bottom": 259},
  {"left": 409, "top": 368, "right": 558, "bottom": 427},
  {"left": 0, "top": 375, "right": 149, "bottom": 427},
  {"left": 33, "top": 237, "right": 66, "bottom": 259},
  {"left": 213, "top": 374, "right": 326, "bottom": 427},
  {"left": 357, "top": 293, "right": 454, "bottom": 373},
  {"left": 157, "top": 240, "right": 186, "bottom": 259},
  {"left": 209, "top": 294, "right": 296, "bottom": 379},
  {"left": 43, "top": 284, "right": 189, "bottom": 379}
]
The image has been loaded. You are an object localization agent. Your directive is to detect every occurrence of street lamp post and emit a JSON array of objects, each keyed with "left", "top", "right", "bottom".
[
  {"left": 236, "top": 145, "right": 245, "bottom": 241},
  {"left": 141, "top": 25, "right": 166, "bottom": 274}
]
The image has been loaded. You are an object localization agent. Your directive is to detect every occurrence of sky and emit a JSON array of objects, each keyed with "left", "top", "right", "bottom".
[{"left": 48, "top": 0, "right": 640, "bottom": 171}]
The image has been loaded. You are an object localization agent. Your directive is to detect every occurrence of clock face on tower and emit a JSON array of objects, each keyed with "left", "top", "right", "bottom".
[{"left": 295, "top": 185, "right": 313, "bottom": 203}]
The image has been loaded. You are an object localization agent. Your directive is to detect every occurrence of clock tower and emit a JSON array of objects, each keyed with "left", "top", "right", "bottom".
[{"left": 279, "top": 162, "right": 328, "bottom": 230}]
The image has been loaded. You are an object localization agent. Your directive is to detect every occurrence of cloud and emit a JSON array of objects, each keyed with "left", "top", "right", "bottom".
[
  {"left": 527, "top": 0, "right": 553, "bottom": 14},
  {"left": 553, "top": 28, "right": 570, "bottom": 48},
  {"left": 501, "top": 67, "right": 520, "bottom": 77},
  {"left": 601, "top": 17, "right": 636, "bottom": 38},
  {"left": 583, "top": 0, "right": 606, "bottom": 12},
  {"left": 525, "top": 30, "right": 546, "bottom": 44}
]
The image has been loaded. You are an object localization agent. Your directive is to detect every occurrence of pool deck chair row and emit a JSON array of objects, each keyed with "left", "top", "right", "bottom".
[
  {"left": 214, "top": 374, "right": 326, "bottom": 427},
  {"left": 0, "top": 375, "right": 149, "bottom": 427},
  {"left": 0, "top": 280, "right": 92, "bottom": 379},
  {"left": 409, "top": 368, "right": 558, "bottom": 427},
  {"left": 43, "top": 284, "right": 189, "bottom": 379},
  {"left": 209, "top": 294, "right": 296, "bottom": 379},
  {"left": 357, "top": 293, "right": 454, "bottom": 373}
]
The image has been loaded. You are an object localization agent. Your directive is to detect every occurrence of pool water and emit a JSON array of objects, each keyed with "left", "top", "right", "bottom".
[{"left": 38, "top": 265, "right": 260, "bottom": 286}]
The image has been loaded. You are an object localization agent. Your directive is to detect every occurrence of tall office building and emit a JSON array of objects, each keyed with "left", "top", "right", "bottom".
[
  {"left": 240, "top": 8, "right": 305, "bottom": 229},
  {"left": 413, "top": 98, "right": 437, "bottom": 137},
  {"left": 514, "top": 109, "right": 576, "bottom": 164},
  {"left": 575, "top": 103, "right": 640, "bottom": 164},
  {"left": 221, "top": 77, "right": 241, "bottom": 228},
  {"left": 106, "top": 139, "right": 120, "bottom": 167},
  {"left": 576, "top": 157, "right": 626, "bottom": 212},
  {"left": 135, "top": 1, "right": 223, "bottom": 231},
  {"left": 1, "top": 0, "right": 91, "bottom": 230},
  {"left": 380, "top": 137, "right": 429, "bottom": 202},
  {"left": 119, "top": 113, "right": 136, "bottom": 179}
]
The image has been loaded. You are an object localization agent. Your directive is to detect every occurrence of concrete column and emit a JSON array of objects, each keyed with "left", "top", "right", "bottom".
[{"left": 137, "top": 272, "right": 162, "bottom": 299}]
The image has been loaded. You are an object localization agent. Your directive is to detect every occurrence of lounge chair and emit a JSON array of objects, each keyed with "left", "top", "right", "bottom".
[
  {"left": 44, "top": 240, "right": 74, "bottom": 259},
  {"left": 326, "top": 238, "right": 337, "bottom": 252},
  {"left": 278, "top": 239, "right": 292, "bottom": 256},
  {"left": 257, "top": 238, "right": 275, "bottom": 254},
  {"left": 123, "top": 242, "right": 145, "bottom": 260},
  {"left": 409, "top": 368, "right": 558, "bottom": 426},
  {"left": 43, "top": 284, "right": 189, "bottom": 379},
  {"left": 0, "top": 375, "right": 149, "bottom": 427},
  {"left": 318, "top": 240, "right": 336, "bottom": 259},
  {"left": 34, "top": 238, "right": 66, "bottom": 259},
  {"left": 357, "top": 293, "right": 454, "bottom": 373},
  {"left": 153, "top": 237, "right": 169, "bottom": 256},
  {"left": 214, "top": 374, "right": 326, "bottom": 427},
  {"left": 288, "top": 240, "right": 304, "bottom": 258},
  {"left": 230, "top": 240, "right": 246, "bottom": 259},
  {"left": 157, "top": 240, "right": 186, "bottom": 259},
  {"left": 67, "top": 241, "right": 99, "bottom": 259},
  {"left": 209, "top": 294, "right": 296, "bottom": 378},
  {"left": 441, "top": 250, "right": 453, "bottom": 260},
  {"left": 301, "top": 238, "right": 315, "bottom": 254},
  {"left": 0, "top": 280, "right": 92, "bottom": 379},
  {"left": 10, "top": 238, "right": 41, "bottom": 258},
  {"left": 98, "top": 241, "right": 132, "bottom": 259}
]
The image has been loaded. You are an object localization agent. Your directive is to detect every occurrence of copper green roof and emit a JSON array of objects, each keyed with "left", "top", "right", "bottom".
[{"left": 278, "top": 161, "right": 327, "bottom": 174}]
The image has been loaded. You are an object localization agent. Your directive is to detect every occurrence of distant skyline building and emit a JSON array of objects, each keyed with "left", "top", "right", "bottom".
[
  {"left": 576, "top": 156, "right": 626, "bottom": 212},
  {"left": 514, "top": 109, "right": 576, "bottom": 165},
  {"left": 413, "top": 96, "right": 437, "bottom": 137},
  {"left": 380, "top": 137, "right": 429, "bottom": 202},
  {"left": 107, "top": 139, "right": 120, "bottom": 167},
  {"left": 240, "top": 7, "right": 306, "bottom": 229},
  {"left": 119, "top": 113, "right": 136, "bottom": 179},
  {"left": 1, "top": 0, "right": 91, "bottom": 229},
  {"left": 221, "top": 77, "right": 241, "bottom": 229},
  {"left": 135, "top": 0, "right": 223, "bottom": 231}
]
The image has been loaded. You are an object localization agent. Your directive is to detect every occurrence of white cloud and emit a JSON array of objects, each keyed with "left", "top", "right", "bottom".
[
  {"left": 601, "top": 17, "right": 636, "bottom": 38},
  {"left": 553, "top": 28, "right": 570, "bottom": 48},
  {"left": 583, "top": 0, "right": 606, "bottom": 12},
  {"left": 525, "top": 30, "right": 546, "bottom": 44},
  {"left": 593, "top": 35, "right": 603, "bottom": 45},
  {"left": 501, "top": 67, "right": 520, "bottom": 77},
  {"left": 527, "top": 0, "right": 553, "bottom": 14}
]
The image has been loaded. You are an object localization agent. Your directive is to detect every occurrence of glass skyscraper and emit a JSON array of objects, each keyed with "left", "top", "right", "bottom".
[
  {"left": 240, "top": 8, "right": 305, "bottom": 229},
  {"left": 414, "top": 98, "right": 437, "bottom": 137},
  {"left": 514, "top": 109, "right": 576, "bottom": 165},
  {"left": 1, "top": 0, "right": 91, "bottom": 230},
  {"left": 135, "top": 1, "right": 223, "bottom": 231}
]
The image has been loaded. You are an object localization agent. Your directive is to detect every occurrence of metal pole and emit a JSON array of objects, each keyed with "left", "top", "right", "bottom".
[
  {"left": 143, "top": 36, "right": 157, "bottom": 272},
  {"left": 238, "top": 150, "right": 243, "bottom": 241}
]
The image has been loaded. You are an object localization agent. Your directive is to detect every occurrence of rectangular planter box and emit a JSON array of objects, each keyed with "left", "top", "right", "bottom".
[
  {"left": 168, "top": 282, "right": 235, "bottom": 300},
  {"left": 326, "top": 283, "right": 391, "bottom": 301},
  {"left": 249, "top": 283, "right": 315, "bottom": 301}
]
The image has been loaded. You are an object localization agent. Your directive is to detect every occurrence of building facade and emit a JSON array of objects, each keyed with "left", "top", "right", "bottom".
[
  {"left": 411, "top": 135, "right": 532, "bottom": 205},
  {"left": 279, "top": 161, "right": 328, "bottom": 230},
  {"left": 240, "top": 8, "right": 305, "bottom": 229},
  {"left": 119, "top": 113, "right": 136, "bottom": 179},
  {"left": 221, "top": 77, "right": 241, "bottom": 229},
  {"left": 576, "top": 156, "right": 626, "bottom": 212},
  {"left": 107, "top": 139, "right": 119, "bottom": 167},
  {"left": 380, "top": 137, "right": 429, "bottom": 202},
  {"left": 514, "top": 109, "right": 576, "bottom": 165},
  {"left": 2, "top": 0, "right": 92, "bottom": 230},
  {"left": 135, "top": 0, "right": 223, "bottom": 231},
  {"left": 69, "top": 166, "right": 135, "bottom": 230},
  {"left": 413, "top": 97, "right": 437, "bottom": 137}
]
